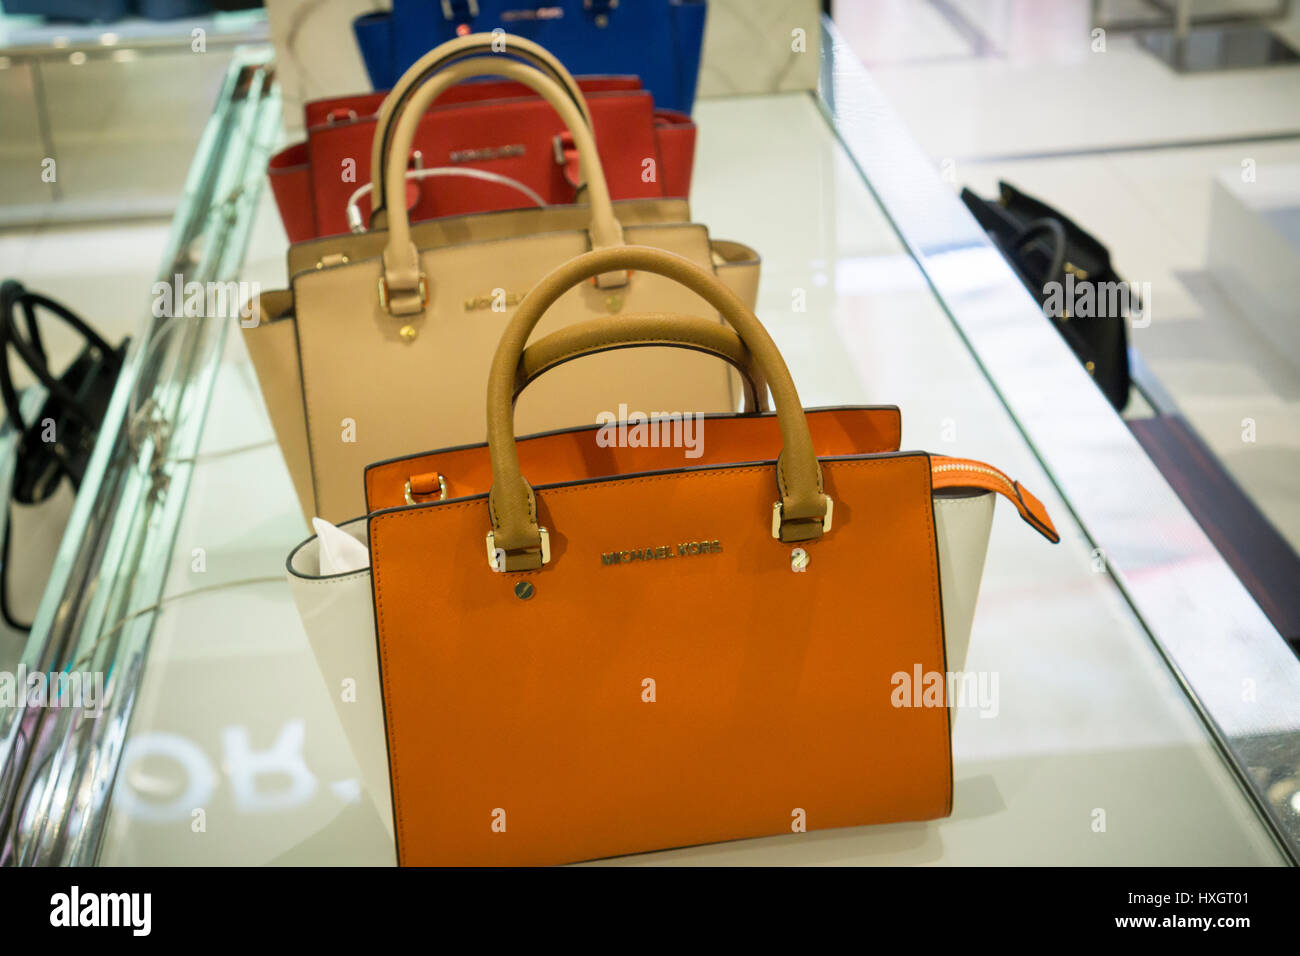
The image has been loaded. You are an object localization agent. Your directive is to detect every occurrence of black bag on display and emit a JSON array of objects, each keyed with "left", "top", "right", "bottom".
[
  {"left": 960, "top": 181, "right": 1131, "bottom": 411},
  {"left": 0, "top": 281, "right": 127, "bottom": 631}
]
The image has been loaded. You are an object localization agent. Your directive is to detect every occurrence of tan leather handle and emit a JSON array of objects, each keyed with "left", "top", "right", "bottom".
[
  {"left": 369, "top": 32, "right": 593, "bottom": 227},
  {"left": 380, "top": 58, "right": 625, "bottom": 317},
  {"left": 515, "top": 314, "right": 770, "bottom": 413},
  {"left": 486, "top": 247, "right": 830, "bottom": 571}
]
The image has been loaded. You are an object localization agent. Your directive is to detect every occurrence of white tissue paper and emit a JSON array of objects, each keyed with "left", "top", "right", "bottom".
[{"left": 312, "top": 517, "right": 371, "bottom": 574}]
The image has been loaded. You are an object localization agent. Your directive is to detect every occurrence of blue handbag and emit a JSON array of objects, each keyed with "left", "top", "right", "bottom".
[{"left": 354, "top": 0, "right": 707, "bottom": 114}]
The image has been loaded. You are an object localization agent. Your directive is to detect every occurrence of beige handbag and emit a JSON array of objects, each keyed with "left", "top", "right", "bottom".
[{"left": 244, "top": 33, "right": 761, "bottom": 523}]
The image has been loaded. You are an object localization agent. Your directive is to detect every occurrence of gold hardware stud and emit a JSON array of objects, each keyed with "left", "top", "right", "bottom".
[
  {"left": 604, "top": 293, "right": 624, "bottom": 314},
  {"left": 1085, "top": 361, "right": 1096, "bottom": 374},
  {"left": 400, "top": 324, "right": 418, "bottom": 343}
]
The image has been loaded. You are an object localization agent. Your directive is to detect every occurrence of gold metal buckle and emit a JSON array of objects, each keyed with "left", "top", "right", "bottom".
[
  {"left": 404, "top": 473, "right": 447, "bottom": 505},
  {"left": 486, "top": 528, "right": 550, "bottom": 571},
  {"left": 378, "top": 273, "right": 428, "bottom": 314},
  {"left": 771, "top": 497, "right": 834, "bottom": 539}
]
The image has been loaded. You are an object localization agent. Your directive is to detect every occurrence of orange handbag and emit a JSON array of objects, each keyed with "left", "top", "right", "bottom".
[{"left": 365, "top": 246, "right": 1058, "bottom": 866}]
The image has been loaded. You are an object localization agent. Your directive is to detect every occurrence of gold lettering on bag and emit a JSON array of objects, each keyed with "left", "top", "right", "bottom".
[
  {"left": 501, "top": 7, "right": 563, "bottom": 21},
  {"left": 449, "top": 145, "right": 526, "bottom": 163},
  {"left": 464, "top": 291, "right": 525, "bottom": 312},
  {"left": 600, "top": 540, "right": 722, "bottom": 566}
]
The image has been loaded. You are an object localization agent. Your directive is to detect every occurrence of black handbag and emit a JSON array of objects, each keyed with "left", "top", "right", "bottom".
[
  {"left": 960, "top": 181, "right": 1131, "bottom": 411},
  {"left": 0, "top": 280, "right": 127, "bottom": 630}
]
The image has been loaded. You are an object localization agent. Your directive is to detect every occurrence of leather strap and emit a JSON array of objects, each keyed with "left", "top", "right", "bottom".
[
  {"left": 380, "top": 58, "right": 626, "bottom": 316},
  {"left": 370, "top": 32, "right": 595, "bottom": 227},
  {"left": 931, "top": 455, "right": 1060, "bottom": 543},
  {"left": 486, "top": 247, "right": 829, "bottom": 570},
  {"left": 1008, "top": 218, "right": 1067, "bottom": 284},
  {"left": 515, "top": 314, "right": 769, "bottom": 413},
  {"left": 0, "top": 280, "right": 122, "bottom": 430}
]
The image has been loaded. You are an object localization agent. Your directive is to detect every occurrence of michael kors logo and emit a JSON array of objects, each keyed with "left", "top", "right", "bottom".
[
  {"left": 464, "top": 290, "right": 525, "bottom": 312},
  {"left": 463, "top": 289, "right": 624, "bottom": 314},
  {"left": 448, "top": 145, "right": 526, "bottom": 163},
  {"left": 501, "top": 7, "right": 563, "bottom": 21},
  {"left": 601, "top": 540, "right": 722, "bottom": 566}
]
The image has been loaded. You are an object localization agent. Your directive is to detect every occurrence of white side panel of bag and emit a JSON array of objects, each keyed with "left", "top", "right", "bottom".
[
  {"left": 933, "top": 491, "right": 996, "bottom": 673},
  {"left": 6, "top": 478, "right": 76, "bottom": 625},
  {"left": 287, "top": 517, "right": 392, "bottom": 840}
]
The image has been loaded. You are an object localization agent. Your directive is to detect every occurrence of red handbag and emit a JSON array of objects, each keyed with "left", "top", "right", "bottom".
[{"left": 269, "top": 73, "right": 696, "bottom": 243}]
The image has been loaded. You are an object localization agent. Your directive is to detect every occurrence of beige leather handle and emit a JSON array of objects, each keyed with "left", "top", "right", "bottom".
[
  {"left": 515, "top": 314, "right": 770, "bottom": 413},
  {"left": 380, "top": 58, "right": 625, "bottom": 317},
  {"left": 486, "top": 247, "right": 831, "bottom": 571},
  {"left": 369, "top": 32, "right": 593, "bottom": 226}
]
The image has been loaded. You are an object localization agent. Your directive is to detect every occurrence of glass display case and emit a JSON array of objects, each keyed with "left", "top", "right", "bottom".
[{"left": 1, "top": 19, "right": 1295, "bottom": 866}]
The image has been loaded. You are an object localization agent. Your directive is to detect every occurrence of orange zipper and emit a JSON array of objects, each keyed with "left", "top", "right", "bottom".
[
  {"left": 406, "top": 457, "right": 1059, "bottom": 542},
  {"left": 931, "top": 456, "right": 1059, "bottom": 543}
]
